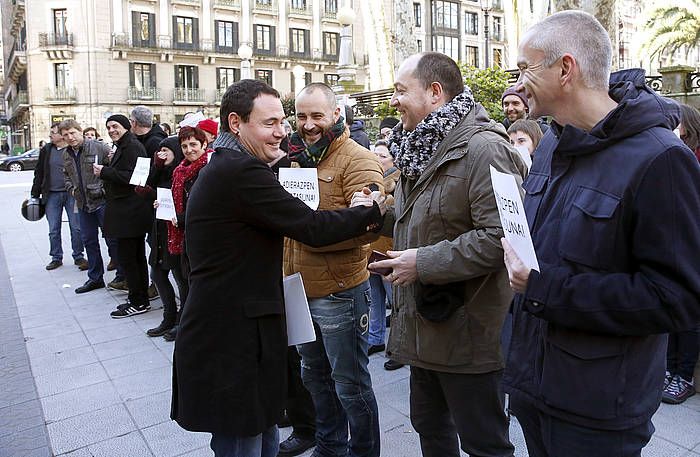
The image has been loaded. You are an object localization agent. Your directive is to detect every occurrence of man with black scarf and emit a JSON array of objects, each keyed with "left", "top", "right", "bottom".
[{"left": 369, "top": 52, "right": 526, "bottom": 457}]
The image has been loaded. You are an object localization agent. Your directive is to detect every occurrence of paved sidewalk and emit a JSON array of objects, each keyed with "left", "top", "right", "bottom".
[{"left": 1, "top": 170, "right": 699, "bottom": 457}]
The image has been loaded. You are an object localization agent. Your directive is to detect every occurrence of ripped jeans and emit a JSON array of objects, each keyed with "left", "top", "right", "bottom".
[{"left": 297, "top": 280, "right": 380, "bottom": 457}]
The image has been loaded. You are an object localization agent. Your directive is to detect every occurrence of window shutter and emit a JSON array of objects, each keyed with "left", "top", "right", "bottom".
[
  {"left": 174, "top": 65, "right": 179, "bottom": 88},
  {"left": 172, "top": 16, "right": 178, "bottom": 45},
  {"left": 129, "top": 62, "right": 135, "bottom": 86},
  {"left": 193, "top": 66, "right": 199, "bottom": 89},
  {"left": 335, "top": 33, "right": 340, "bottom": 56},
  {"left": 253, "top": 25, "right": 258, "bottom": 50},
  {"left": 192, "top": 18, "right": 199, "bottom": 49},
  {"left": 132, "top": 11, "right": 140, "bottom": 44},
  {"left": 233, "top": 22, "right": 239, "bottom": 51},
  {"left": 288, "top": 28, "right": 293, "bottom": 52},
  {"left": 214, "top": 20, "right": 220, "bottom": 48},
  {"left": 148, "top": 13, "right": 156, "bottom": 46},
  {"left": 270, "top": 26, "right": 276, "bottom": 54},
  {"left": 304, "top": 30, "right": 310, "bottom": 56},
  {"left": 150, "top": 64, "right": 156, "bottom": 87}
]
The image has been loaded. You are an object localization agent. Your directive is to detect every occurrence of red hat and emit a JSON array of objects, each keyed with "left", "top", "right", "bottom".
[{"left": 197, "top": 119, "right": 219, "bottom": 137}]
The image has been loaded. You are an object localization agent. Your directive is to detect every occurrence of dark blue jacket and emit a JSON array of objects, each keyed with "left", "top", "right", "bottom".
[
  {"left": 503, "top": 69, "right": 700, "bottom": 430},
  {"left": 349, "top": 120, "right": 370, "bottom": 149}
]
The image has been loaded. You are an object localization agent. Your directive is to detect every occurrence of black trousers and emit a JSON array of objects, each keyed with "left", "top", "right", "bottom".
[
  {"left": 286, "top": 345, "right": 316, "bottom": 439},
  {"left": 409, "top": 366, "right": 514, "bottom": 457},
  {"left": 510, "top": 397, "right": 654, "bottom": 457},
  {"left": 150, "top": 256, "right": 188, "bottom": 325},
  {"left": 117, "top": 236, "right": 149, "bottom": 307},
  {"left": 667, "top": 327, "right": 700, "bottom": 381}
]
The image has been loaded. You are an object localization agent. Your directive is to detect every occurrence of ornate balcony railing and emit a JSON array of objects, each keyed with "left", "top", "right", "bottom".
[
  {"left": 173, "top": 88, "right": 205, "bottom": 103},
  {"left": 39, "top": 32, "right": 74, "bottom": 47},
  {"left": 9, "top": 90, "right": 29, "bottom": 114},
  {"left": 253, "top": 0, "right": 276, "bottom": 12},
  {"left": 214, "top": 0, "right": 240, "bottom": 7},
  {"left": 289, "top": 1, "right": 312, "bottom": 15},
  {"left": 128, "top": 87, "right": 161, "bottom": 101},
  {"left": 45, "top": 86, "right": 77, "bottom": 102}
]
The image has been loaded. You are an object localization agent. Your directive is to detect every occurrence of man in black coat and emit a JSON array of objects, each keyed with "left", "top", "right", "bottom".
[
  {"left": 31, "top": 122, "right": 87, "bottom": 271},
  {"left": 171, "top": 80, "right": 386, "bottom": 457},
  {"left": 130, "top": 105, "right": 167, "bottom": 159},
  {"left": 94, "top": 114, "right": 154, "bottom": 318}
]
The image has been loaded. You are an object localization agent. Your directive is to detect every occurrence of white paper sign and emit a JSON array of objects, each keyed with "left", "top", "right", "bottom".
[
  {"left": 278, "top": 168, "right": 320, "bottom": 210},
  {"left": 515, "top": 145, "right": 533, "bottom": 170},
  {"left": 155, "top": 187, "right": 177, "bottom": 221},
  {"left": 179, "top": 111, "right": 206, "bottom": 128},
  {"left": 94, "top": 155, "right": 99, "bottom": 166},
  {"left": 283, "top": 273, "right": 316, "bottom": 346},
  {"left": 129, "top": 157, "right": 151, "bottom": 186},
  {"left": 489, "top": 166, "right": 540, "bottom": 272}
]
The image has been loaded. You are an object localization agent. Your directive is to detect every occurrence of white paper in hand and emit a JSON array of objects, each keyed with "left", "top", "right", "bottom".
[
  {"left": 283, "top": 273, "right": 316, "bottom": 346},
  {"left": 489, "top": 166, "right": 540, "bottom": 272},
  {"left": 155, "top": 187, "right": 177, "bottom": 221},
  {"left": 278, "top": 168, "right": 320, "bottom": 210},
  {"left": 129, "top": 157, "right": 151, "bottom": 186},
  {"left": 514, "top": 145, "right": 533, "bottom": 170}
]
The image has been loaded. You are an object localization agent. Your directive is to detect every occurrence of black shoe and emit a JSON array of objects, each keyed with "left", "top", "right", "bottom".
[
  {"left": 147, "top": 284, "right": 159, "bottom": 301},
  {"left": 146, "top": 320, "right": 176, "bottom": 337},
  {"left": 46, "top": 260, "right": 62, "bottom": 270},
  {"left": 277, "top": 412, "right": 291, "bottom": 428},
  {"left": 384, "top": 359, "right": 405, "bottom": 371},
  {"left": 75, "top": 279, "right": 105, "bottom": 294},
  {"left": 368, "top": 344, "right": 385, "bottom": 356},
  {"left": 278, "top": 435, "right": 316, "bottom": 457},
  {"left": 110, "top": 301, "right": 151, "bottom": 319},
  {"left": 163, "top": 325, "right": 178, "bottom": 342},
  {"left": 74, "top": 258, "right": 89, "bottom": 271}
]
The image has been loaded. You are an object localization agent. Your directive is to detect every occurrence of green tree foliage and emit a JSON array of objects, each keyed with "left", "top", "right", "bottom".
[
  {"left": 645, "top": 0, "right": 700, "bottom": 63},
  {"left": 459, "top": 64, "right": 512, "bottom": 122},
  {"left": 374, "top": 101, "right": 399, "bottom": 118},
  {"left": 281, "top": 94, "right": 296, "bottom": 118}
]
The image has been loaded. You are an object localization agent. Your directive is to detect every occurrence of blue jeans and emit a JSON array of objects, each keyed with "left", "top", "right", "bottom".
[
  {"left": 368, "top": 274, "right": 392, "bottom": 346},
  {"left": 45, "top": 191, "right": 84, "bottom": 262},
  {"left": 79, "top": 205, "right": 118, "bottom": 282},
  {"left": 297, "top": 281, "right": 380, "bottom": 457},
  {"left": 210, "top": 426, "right": 279, "bottom": 457}
]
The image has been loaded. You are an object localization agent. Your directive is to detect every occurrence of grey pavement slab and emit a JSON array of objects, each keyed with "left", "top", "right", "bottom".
[{"left": 1, "top": 170, "right": 700, "bottom": 457}]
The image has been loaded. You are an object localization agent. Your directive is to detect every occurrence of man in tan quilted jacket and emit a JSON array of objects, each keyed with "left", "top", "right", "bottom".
[{"left": 283, "top": 82, "right": 384, "bottom": 457}]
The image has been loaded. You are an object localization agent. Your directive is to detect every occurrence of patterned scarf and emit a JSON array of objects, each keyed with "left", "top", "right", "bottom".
[
  {"left": 389, "top": 89, "right": 475, "bottom": 180},
  {"left": 167, "top": 152, "right": 208, "bottom": 255},
  {"left": 288, "top": 116, "right": 346, "bottom": 168}
]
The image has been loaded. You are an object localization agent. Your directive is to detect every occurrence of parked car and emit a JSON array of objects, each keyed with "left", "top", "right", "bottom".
[{"left": 0, "top": 148, "right": 40, "bottom": 172}]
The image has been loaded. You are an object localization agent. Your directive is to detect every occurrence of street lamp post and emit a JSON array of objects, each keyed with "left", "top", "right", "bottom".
[
  {"left": 238, "top": 43, "right": 253, "bottom": 80},
  {"left": 292, "top": 65, "right": 306, "bottom": 96},
  {"left": 337, "top": 5, "right": 357, "bottom": 83},
  {"left": 480, "top": 0, "right": 492, "bottom": 68}
]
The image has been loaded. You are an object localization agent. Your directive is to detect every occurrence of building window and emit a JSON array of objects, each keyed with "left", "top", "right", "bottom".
[
  {"left": 492, "top": 16, "right": 503, "bottom": 41},
  {"left": 290, "top": 71, "right": 313, "bottom": 93},
  {"left": 493, "top": 48, "right": 503, "bottom": 67},
  {"left": 433, "top": 35, "right": 459, "bottom": 60},
  {"left": 132, "top": 12, "right": 155, "bottom": 48},
  {"left": 217, "top": 67, "right": 240, "bottom": 89},
  {"left": 215, "top": 20, "right": 238, "bottom": 52},
  {"left": 290, "top": 28, "right": 310, "bottom": 56},
  {"left": 254, "top": 24, "right": 275, "bottom": 55},
  {"left": 131, "top": 63, "right": 155, "bottom": 89},
  {"left": 413, "top": 3, "right": 422, "bottom": 27},
  {"left": 173, "top": 16, "right": 198, "bottom": 50},
  {"left": 175, "top": 65, "right": 198, "bottom": 89},
  {"left": 323, "top": 32, "right": 339, "bottom": 59},
  {"left": 465, "top": 12, "right": 478, "bottom": 35},
  {"left": 324, "top": 0, "right": 338, "bottom": 13},
  {"left": 53, "top": 9, "right": 68, "bottom": 37},
  {"left": 417, "top": 39, "right": 423, "bottom": 52},
  {"left": 432, "top": 0, "right": 458, "bottom": 30},
  {"left": 256, "top": 69, "right": 273, "bottom": 86},
  {"left": 324, "top": 74, "right": 339, "bottom": 86},
  {"left": 465, "top": 45, "right": 478, "bottom": 67},
  {"left": 291, "top": 0, "right": 306, "bottom": 9},
  {"left": 54, "top": 63, "right": 69, "bottom": 87}
]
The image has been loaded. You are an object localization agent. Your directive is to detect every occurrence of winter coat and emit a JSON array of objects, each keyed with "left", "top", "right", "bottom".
[
  {"left": 502, "top": 69, "right": 700, "bottom": 430},
  {"left": 100, "top": 131, "right": 153, "bottom": 238},
  {"left": 349, "top": 120, "right": 371, "bottom": 149},
  {"left": 283, "top": 128, "right": 384, "bottom": 298},
  {"left": 31, "top": 142, "right": 57, "bottom": 199},
  {"left": 170, "top": 138, "right": 384, "bottom": 436},
  {"left": 386, "top": 104, "right": 527, "bottom": 374},
  {"left": 63, "top": 139, "right": 112, "bottom": 213}
]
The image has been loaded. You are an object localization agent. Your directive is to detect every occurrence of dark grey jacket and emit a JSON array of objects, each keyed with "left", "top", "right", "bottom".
[{"left": 63, "top": 139, "right": 112, "bottom": 213}]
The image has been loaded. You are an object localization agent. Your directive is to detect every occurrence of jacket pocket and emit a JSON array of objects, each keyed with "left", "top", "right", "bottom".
[
  {"left": 86, "top": 183, "right": 105, "bottom": 200},
  {"left": 415, "top": 306, "right": 473, "bottom": 366},
  {"left": 559, "top": 186, "right": 620, "bottom": 270},
  {"left": 540, "top": 327, "right": 626, "bottom": 420}
]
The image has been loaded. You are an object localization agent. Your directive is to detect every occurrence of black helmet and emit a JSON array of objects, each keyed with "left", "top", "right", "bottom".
[{"left": 21, "top": 198, "right": 45, "bottom": 221}]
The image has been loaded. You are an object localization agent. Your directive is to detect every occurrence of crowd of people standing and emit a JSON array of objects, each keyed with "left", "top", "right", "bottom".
[{"left": 26, "top": 9, "right": 700, "bottom": 457}]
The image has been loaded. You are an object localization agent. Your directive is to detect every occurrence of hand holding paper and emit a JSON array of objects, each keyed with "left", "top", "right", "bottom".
[{"left": 501, "top": 238, "right": 531, "bottom": 293}]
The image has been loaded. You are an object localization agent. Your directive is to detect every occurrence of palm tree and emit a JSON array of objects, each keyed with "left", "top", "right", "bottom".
[{"left": 645, "top": 0, "right": 700, "bottom": 64}]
